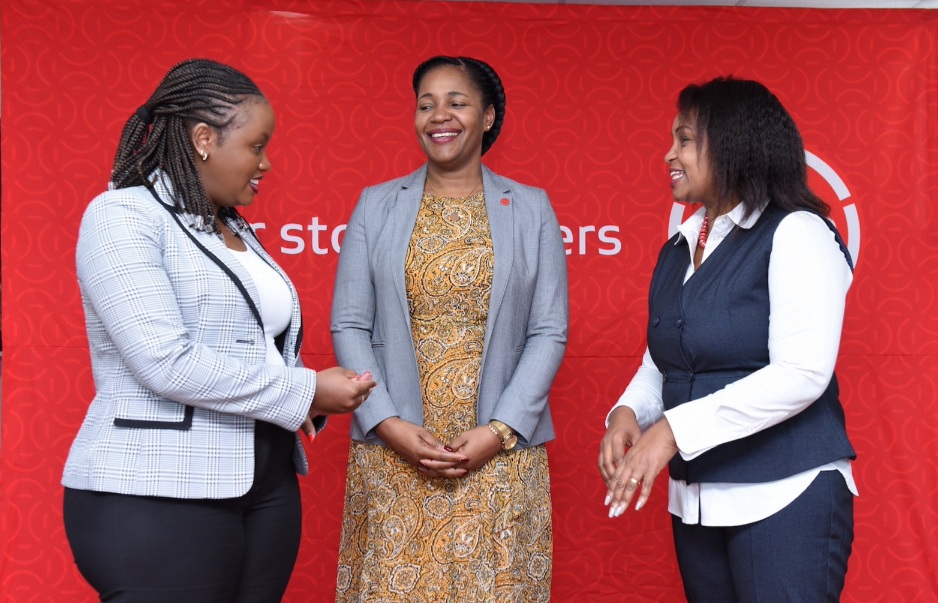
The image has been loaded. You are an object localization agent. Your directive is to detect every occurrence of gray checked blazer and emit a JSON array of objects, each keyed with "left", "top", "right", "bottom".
[
  {"left": 331, "top": 165, "right": 568, "bottom": 447},
  {"left": 62, "top": 176, "right": 317, "bottom": 499}
]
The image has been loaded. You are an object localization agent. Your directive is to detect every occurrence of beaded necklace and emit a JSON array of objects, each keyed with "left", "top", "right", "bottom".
[{"left": 697, "top": 215, "right": 710, "bottom": 249}]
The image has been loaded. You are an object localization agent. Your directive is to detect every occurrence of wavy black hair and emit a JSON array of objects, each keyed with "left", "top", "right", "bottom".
[
  {"left": 677, "top": 76, "right": 829, "bottom": 218},
  {"left": 111, "top": 58, "right": 265, "bottom": 233},
  {"left": 412, "top": 56, "right": 506, "bottom": 156}
]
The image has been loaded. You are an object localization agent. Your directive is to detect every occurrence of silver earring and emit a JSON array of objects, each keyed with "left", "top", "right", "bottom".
[{"left": 199, "top": 149, "right": 208, "bottom": 161}]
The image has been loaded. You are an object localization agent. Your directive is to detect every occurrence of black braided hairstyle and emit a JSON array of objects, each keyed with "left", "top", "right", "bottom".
[
  {"left": 412, "top": 56, "right": 506, "bottom": 156},
  {"left": 677, "top": 76, "right": 829, "bottom": 220},
  {"left": 111, "top": 58, "right": 265, "bottom": 233}
]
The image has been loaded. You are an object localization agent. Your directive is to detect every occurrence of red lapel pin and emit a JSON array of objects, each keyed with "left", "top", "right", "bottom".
[{"left": 500, "top": 198, "right": 510, "bottom": 206}]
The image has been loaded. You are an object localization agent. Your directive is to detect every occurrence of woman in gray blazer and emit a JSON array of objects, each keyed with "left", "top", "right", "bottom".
[
  {"left": 61, "top": 59, "right": 374, "bottom": 602},
  {"left": 332, "top": 56, "right": 568, "bottom": 602}
]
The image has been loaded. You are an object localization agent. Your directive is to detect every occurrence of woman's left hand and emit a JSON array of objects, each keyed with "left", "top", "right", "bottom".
[
  {"left": 444, "top": 426, "right": 504, "bottom": 473},
  {"left": 605, "top": 418, "right": 678, "bottom": 518}
]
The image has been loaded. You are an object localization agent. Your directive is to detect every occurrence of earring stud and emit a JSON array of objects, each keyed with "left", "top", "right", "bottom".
[{"left": 199, "top": 149, "right": 208, "bottom": 161}]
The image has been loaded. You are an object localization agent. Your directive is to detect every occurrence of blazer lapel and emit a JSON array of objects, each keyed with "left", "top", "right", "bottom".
[
  {"left": 237, "top": 221, "right": 305, "bottom": 362},
  {"left": 384, "top": 165, "right": 512, "bottom": 361},
  {"left": 193, "top": 220, "right": 264, "bottom": 329},
  {"left": 148, "top": 178, "right": 268, "bottom": 349},
  {"left": 387, "top": 166, "right": 427, "bottom": 324},
  {"left": 482, "top": 165, "right": 513, "bottom": 361}
]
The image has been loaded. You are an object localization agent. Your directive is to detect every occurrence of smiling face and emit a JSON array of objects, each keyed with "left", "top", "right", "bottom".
[
  {"left": 193, "top": 97, "right": 274, "bottom": 215},
  {"left": 414, "top": 65, "right": 495, "bottom": 172},
  {"left": 664, "top": 113, "right": 716, "bottom": 206}
]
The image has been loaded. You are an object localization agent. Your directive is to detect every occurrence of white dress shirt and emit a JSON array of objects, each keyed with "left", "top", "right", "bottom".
[{"left": 610, "top": 204, "right": 858, "bottom": 526}]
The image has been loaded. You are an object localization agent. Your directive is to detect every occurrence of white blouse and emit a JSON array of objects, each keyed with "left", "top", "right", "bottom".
[{"left": 229, "top": 244, "right": 293, "bottom": 367}]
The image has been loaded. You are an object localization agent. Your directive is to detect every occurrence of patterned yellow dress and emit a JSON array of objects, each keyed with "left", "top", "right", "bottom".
[{"left": 336, "top": 190, "right": 553, "bottom": 603}]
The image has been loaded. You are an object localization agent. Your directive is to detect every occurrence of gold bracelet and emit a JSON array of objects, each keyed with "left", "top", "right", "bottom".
[
  {"left": 486, "top": 423, "right": 504, "bottom": 445},
  {"left": 488, "top": 420, "right": 518, "bottom": 450}
]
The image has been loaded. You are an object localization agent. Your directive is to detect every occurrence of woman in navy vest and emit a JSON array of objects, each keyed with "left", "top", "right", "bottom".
[{"left": 599, "top": 77, "right": 856, "bottom": 601}]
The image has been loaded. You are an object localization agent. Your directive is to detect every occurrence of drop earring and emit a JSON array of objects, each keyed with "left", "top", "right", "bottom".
[{"left": 199, "top": 149, "right": 208, "bottom": 161}]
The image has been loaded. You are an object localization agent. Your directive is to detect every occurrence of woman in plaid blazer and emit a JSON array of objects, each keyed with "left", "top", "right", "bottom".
[{"left": 61, "top": 59, "right": 375, "bottom": 602}]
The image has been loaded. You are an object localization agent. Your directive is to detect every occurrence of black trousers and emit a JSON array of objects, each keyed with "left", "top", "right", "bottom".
[
  {"left": 64, "top": 421, "right": 301, "bottom": 603},
  {"left": 672, "top": 470, "right": 854, "bottom": 603}
]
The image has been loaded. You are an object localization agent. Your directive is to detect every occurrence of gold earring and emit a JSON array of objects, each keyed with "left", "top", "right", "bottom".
[{"left": 199, "top": 149, "right": 208, "bottom": 161}]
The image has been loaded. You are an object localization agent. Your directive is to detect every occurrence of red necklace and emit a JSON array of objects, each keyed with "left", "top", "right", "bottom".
[{"left": 697, "top": 215, "right": 710, "bottom": 249}]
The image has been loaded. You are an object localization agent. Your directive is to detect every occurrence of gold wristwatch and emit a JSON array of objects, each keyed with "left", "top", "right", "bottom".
[{"left": 488, "top": 420, "right": 518, "bottom": 450}]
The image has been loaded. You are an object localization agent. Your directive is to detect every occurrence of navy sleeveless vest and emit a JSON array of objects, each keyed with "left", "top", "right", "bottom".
[{"left": 647, "top": 204, "right": 855, "bottom": 484}]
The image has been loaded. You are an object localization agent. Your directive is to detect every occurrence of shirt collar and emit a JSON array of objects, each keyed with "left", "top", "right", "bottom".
[{"left": 674, "top": 200, "right": 767, "bottom": 247}]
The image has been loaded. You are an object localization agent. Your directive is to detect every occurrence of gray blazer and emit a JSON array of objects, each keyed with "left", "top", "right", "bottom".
[
  {"left": 63, "top": 177, "right": 316, "bottom": 499},
  {"left": 331, "top": 165, "right": 568, "bottom": 447}
]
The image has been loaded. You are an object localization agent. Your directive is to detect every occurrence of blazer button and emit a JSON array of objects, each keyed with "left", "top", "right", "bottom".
[
  {"left": 676, "top": 318, "right": 683, "bottom": 327},
  {"left": 652, "top": 317, "right": 660, "bottom": 327}
]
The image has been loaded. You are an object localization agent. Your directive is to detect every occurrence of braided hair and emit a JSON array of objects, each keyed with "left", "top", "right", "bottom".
[
  {"left": 412, "top": 56, "right": 506, "bottom": 156},
  {"left": 677, "top": 76, "right": 829, "bottom": 219},
  {"left": 111, "top": 58, "right": 265, "bottom": 233}
]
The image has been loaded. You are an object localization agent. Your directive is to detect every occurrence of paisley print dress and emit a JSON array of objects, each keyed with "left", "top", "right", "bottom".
[{"left": 336, "top": 191, "right": 552, "bottom": 603}]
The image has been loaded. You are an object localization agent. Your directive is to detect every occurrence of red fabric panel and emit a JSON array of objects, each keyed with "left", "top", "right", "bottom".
[{"left": 2, "top": 1, "right": 936, "bottom": 600}]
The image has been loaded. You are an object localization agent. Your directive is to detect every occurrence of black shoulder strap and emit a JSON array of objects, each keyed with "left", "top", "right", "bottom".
[
  {"left": 144, "top": 184, "right": 265, "bottom": 333},
  {"left": 818, "top": 214, "right": 854, "bottom": 272}
]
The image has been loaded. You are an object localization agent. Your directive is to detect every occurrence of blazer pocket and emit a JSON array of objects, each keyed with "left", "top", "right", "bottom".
[{"left": 114, "top": 405, "right": 194, "bottom": 430}]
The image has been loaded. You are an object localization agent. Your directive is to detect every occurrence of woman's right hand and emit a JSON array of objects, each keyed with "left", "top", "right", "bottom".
[
  {"left": 375, "top": 417, "right": 469, "bottom": 478},
  {"left": 309, "top": 367, "right": 376, "bottom": 415},
  {"left": 598, "top": 406, "right": 643, "bottom": 487}
]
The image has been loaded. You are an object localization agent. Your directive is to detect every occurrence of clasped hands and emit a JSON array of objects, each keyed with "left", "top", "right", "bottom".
[
  {"left": 376, "top": 417, "right": 504, "bottom": 479},
  {"left": 598, "top": 406, "right": 678, "bottom": 518}
]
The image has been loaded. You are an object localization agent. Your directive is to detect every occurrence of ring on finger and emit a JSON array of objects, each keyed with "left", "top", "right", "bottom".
[{"left": 626, "top": 477, "right": 641, "bottom": 490}]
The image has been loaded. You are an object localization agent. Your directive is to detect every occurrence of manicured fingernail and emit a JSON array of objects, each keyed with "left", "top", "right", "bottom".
[
  {"left": 614, "top": 505, "right": 625, "bottom": 517},
  {"left": 444, "top": 446, "right": 453, "bottom": 452},
  {"left": 635, "top": 499, "right": 645, "bottom": 511},
  {"left": 307, "top": 432, "right": 316, "bottom": 443},
  {"left": 604, "top": 494, "right": 612, "bottom": 506},
  {"left": 608, "top": 505, "right": 617, "bottom": 518},
  {"left": 460, "top": 457, "right": 469, "bottom": 463}
]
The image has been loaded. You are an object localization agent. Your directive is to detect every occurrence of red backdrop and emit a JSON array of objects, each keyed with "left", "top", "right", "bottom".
[{"left": 2, "top": 1, "right": 937, "bottom": 600}]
